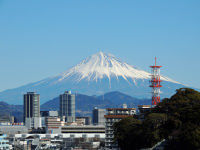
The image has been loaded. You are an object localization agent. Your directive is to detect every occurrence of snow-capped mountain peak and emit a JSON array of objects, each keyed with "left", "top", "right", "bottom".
[
  {"left": 0, "top": 51, "right": 183, "bottom": 105},
  {"left": 57, "top": 52, "right": 178, "bottom": 84}
]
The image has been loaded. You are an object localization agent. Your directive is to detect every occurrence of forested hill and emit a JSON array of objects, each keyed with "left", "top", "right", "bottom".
[
  {"left": 0, "top": 101, "right": 23, "bottom": 122},
  {"left": 113, "top": 88, "right": 200, "bottom": 150}
]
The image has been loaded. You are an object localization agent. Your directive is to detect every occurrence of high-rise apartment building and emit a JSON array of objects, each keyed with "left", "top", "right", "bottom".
[
  {"left": 92, "top": 107, "right": 106, "bottom": 125},
  {"left": 60, "top": 91, "right": 75, "bottom": 122},
  {"left": 104, "top": 104, "right": 136, "bottom": 149},
  {"left": 24, "top": 92, "right": 41, "bottom": 129}
]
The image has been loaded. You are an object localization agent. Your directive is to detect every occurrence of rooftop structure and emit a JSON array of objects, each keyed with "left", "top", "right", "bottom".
[{"left": 138, "top": 105, "right": 151, "bottom": 114}]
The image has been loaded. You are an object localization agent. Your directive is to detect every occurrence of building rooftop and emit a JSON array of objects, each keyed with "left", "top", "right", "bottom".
[
  {"left": 138, "top": 105, "right": 151, "bottom": 108},
  {"left": 104, "top": 115, "right": 134, "bottom": 118},
  {"left": 107, "top": 108, "right": 136, "bottom": 111}
]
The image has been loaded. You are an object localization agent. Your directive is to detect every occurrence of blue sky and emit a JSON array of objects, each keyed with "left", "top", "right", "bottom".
[{"left": 0, "top": 0, "right": 200, "bottom": 91}]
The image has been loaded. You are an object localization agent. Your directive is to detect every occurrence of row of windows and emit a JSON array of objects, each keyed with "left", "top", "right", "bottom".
[
  {"left": 0, "top": 142, "right": 9, "bottom": 144},
  {"left": 61, "top": 131, "right": 104, "bottom": 133},
  {"left": 106, "top": 118, "right": 121, "bottom": 122}
]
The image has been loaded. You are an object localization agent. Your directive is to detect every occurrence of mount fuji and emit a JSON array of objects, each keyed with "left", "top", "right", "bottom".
[{"left": 0, "top": 52, "right": 184, "bottom": 104}]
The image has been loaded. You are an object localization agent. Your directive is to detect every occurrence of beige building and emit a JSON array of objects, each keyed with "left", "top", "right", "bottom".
[{"left": 46, "top": 117, "right": 65, "bottom": 134}]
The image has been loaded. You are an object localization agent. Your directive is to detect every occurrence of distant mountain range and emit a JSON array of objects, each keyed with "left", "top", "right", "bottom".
[
  {"left": 0, "top": 91, "right": 151, "bottom": 122},
  {"left": 0, "top": 101, "right": 23, "bottom": 122},
  {"left": 0, "top": 52, "right": 185, "bottom": 105},
  {"left": 41, "top": 91, "right": 151, "bottom": 117}
]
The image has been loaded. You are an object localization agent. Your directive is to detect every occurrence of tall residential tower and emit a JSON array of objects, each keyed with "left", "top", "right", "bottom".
[
  {"left": 24, "top": 92, "right": 41, "bottom": 129},
  {"left": 60, "top": 91, "right": 75, "bottom": 122}
]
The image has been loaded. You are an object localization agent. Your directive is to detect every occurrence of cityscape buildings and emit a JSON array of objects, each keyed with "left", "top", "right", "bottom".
[
  {"left": 23, "top": 92, "right": 41, "bottom": 129},
  {"left": 1, "top": 89, "right": 141, "bottom": 149},
  {"left": 59, "top": 91, "right": 75, "bottom": 122}
]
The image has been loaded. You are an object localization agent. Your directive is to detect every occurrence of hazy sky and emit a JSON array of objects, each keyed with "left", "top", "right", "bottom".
[{"left": 0, "top": 0, "right": 200, "bottom": 91}]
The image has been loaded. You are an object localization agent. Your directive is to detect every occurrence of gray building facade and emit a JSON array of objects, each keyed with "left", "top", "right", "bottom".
[
  {"left": 24, "top": 92, "right": 41, "bottom": 129},
  {"left": 60, "top": 91, "right": 75, "bottom": 122},
  {"left": 92, "top": 107, "right": 106, "bottom": 125}
]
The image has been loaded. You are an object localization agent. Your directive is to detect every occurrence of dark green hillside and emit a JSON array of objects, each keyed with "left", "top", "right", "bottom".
[
  {"left": 113, "top": 88, "right": 200, "bottom": 150},
  {"left": 0, "top": 101, "right": 23, "bottom": 122},
  {"left": 41, "top": 92, "right": 150, "bottom": 116},
  {"left": 98, "top": 91, "right": 150, "bottom": 106},
  {"left": 41, "top": 93, "right": 114, "bottom": 116}
]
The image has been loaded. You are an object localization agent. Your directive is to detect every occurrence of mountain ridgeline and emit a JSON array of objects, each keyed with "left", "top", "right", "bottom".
[
  {"left": 0, "top": 101, "right": 23, "bottom": 122},
  {"left": 41, "top": 91, "right": 150, "bottom": 116},
  {"left": 0, "top": 52, "right": 184, "bottom": 105},
  {"left": 0, "top": 91, "right": 150, "bottom": 122}
]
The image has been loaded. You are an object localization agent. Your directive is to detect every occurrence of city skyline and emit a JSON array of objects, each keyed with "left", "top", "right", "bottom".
[{"left": 0, "top": 1, "right": 200, "bottom": 91}]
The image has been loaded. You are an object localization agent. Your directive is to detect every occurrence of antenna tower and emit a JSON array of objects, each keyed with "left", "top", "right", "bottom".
[{"left": 150, "top": 57, "right": 162, "bottom": 106}]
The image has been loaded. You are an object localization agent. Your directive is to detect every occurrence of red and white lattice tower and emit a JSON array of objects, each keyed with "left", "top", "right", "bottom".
[{"left": 150, "top": 57, "right": 162, "bottom": 106}]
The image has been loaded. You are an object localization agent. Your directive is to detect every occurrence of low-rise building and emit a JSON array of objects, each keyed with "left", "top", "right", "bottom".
[
  {"left": 41, "top": 111, "right": 59, "bottom": 127},
  {"left": 46, "top": 117, "right": 65, "bottom": 134}
]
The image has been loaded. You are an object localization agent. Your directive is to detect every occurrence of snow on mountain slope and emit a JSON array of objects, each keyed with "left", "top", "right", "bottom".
[{"left": 56, "top": 52, "right": 179, "bottom": 84}]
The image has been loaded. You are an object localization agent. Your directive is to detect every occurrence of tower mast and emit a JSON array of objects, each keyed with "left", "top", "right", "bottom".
[{"left": 150, "top": 57, "right": 162, "bottom": 106}]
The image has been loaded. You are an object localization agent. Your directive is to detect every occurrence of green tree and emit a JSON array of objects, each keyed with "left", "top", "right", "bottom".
[
  {"left": 113, "top": 117, "right": 143, "bottom": 150},
  {"left": 142, "top": 113, "right": 167, "bottom": 147}
]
